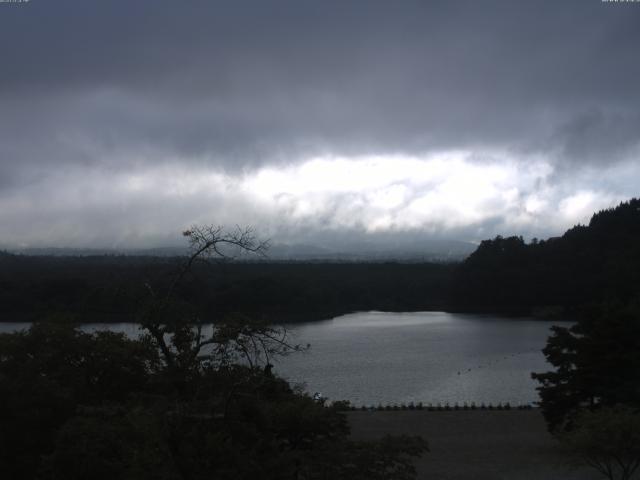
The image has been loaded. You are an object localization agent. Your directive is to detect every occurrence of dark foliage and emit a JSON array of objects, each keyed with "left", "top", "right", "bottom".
[
  {"left": 0, "top": 322, "right": 158, "bottom": 479},
  {"left": 0, "top": 320, "right": 427, "bottom": 480},
  {"left": 0, "top": 257, "right": 453, "bottom": 323},
  {"left": 453, "top": 198, "right": 640, "bottom": 315},
  {"left": 558, "top": 406, "right": 640, "bottom": 480},
  {"left": 532, "top": 302, "right": 640, "bottom": 432}
]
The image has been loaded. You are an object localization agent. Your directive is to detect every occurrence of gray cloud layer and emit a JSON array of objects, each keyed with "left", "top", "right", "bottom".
[{"left": 0, "top": 0, "right": 639, "bottom": 248}]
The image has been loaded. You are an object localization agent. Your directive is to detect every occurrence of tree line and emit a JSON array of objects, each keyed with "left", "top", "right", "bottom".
[
  {"left": 453, "top": 198, "right": 640, "bottom": 316},
  {"left": 3, "top": 200, "right": 639, "bottom": 323},
  {"left": 0, "top": 254, "right": 454, "bottom": 323}
]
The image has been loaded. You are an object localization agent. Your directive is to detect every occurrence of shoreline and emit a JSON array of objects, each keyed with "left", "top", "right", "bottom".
[{"left": 0, "top": 306, "right": 571, "bottom": 324}]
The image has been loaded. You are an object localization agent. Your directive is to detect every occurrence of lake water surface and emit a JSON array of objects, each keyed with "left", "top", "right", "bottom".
[
  {"left": 275, "top": 311, "right": 567, "bottom": 406},
  {"left": 0, "top": 311, "right": 568, "bottom": 406}
]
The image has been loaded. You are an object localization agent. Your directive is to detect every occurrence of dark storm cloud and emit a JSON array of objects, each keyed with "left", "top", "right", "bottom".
[
  {"left": 551, "top": 109, "right": 640, "bottom": 167},
  {"left": 1, "top": 0, "right": 639, "bottom": 175}
]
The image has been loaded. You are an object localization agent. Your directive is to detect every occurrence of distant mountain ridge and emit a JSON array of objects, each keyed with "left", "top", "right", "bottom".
[
  {"left": 9, "top": 240, "right": 475, "bottom": 262},
  {"left": 7, "top": 247, "right": 189, "bottom": 257}
]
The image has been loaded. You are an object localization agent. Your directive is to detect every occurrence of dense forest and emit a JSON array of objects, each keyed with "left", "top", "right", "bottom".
[
  {"left": 1, "top": 198, "right": 639, "bottom": 323},
  {"left": 0, "top": 256, "right": 453, "bottom": 323},
  {"left": 453, "top": 198, "right": 640, "bottom": 317}
]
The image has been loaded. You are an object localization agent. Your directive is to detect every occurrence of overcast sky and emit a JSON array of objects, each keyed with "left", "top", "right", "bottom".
[{"left": 1, "top": 0, "right": 639, "bottom": 250}]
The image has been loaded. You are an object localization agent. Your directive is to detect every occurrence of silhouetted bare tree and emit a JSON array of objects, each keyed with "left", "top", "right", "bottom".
[{"left": 138, "top": 225, "right": 299, "bottom": 378}]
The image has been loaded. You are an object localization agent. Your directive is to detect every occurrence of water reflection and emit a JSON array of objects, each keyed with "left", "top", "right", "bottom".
[{"left": 275, "top": 311, "right": 569, "bottom": 406}]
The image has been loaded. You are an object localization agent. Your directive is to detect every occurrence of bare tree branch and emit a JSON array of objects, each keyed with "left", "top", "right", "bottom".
[{"left": 139, "top": 224, "right": 305, "bottom": 378}]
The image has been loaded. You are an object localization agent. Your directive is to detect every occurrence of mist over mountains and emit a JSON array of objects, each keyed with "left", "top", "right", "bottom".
[{"left": 9, "top": 239, "right": 475, "bottom": 262}]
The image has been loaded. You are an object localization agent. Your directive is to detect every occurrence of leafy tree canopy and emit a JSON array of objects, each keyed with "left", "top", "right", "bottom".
[
  {"left": 558, "top": 406, "right": 640, "bottom": 480},
  {"left": 532, "top": 301, "right": 640, "bottom": 432}
]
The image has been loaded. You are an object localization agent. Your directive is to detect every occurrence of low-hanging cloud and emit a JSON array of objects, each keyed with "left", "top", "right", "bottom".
[{"left": 0, "top": 152, "right": 633, "bottom": 249}]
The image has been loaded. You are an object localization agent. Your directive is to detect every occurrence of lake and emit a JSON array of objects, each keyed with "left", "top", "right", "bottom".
[
  {"left": 276, "top": 311, "right": 566, "bottom": 406},
  {"left": 0, "top": 311, "right": 567, "bottom": 406}
]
